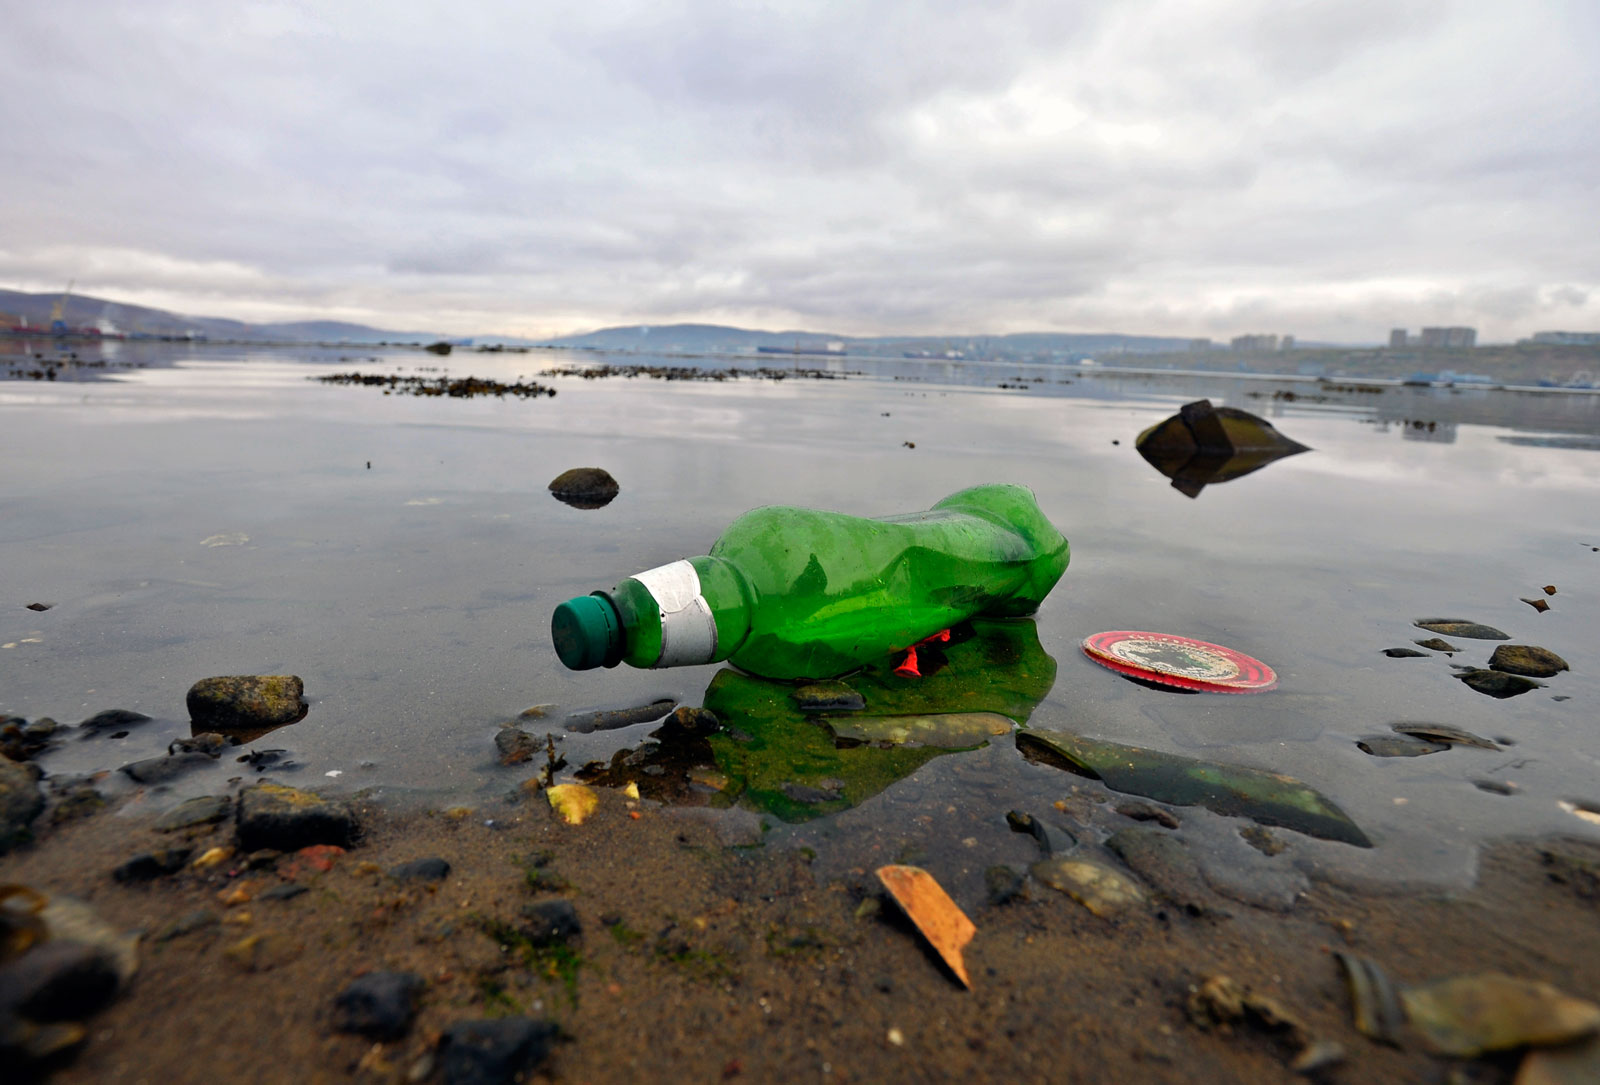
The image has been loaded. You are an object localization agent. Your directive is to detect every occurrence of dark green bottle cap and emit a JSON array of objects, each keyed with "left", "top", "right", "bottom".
[{"left": 552, "top": 593, "right": 624, "bottom": 670}]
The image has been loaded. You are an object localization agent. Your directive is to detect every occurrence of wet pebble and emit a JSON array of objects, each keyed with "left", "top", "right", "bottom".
[
  {"left": 984, "top": 865, "right": 1026, "bottom": 906},
  {"left": 1414, "top": 638, "right": 1461, "bottom": 653},
  {"left": 390, "top": 857, "right": 452, "bottom": 882},
  {"left": 1, "top": 717, "right": 58, "bottom": 761},
  {"left": 1030, "top": 856, "right": 1145, "bottom": 917},
  {"left": 333, "top": 971, "right": 424, "bottom": 1041},
  {"left": 657, "top": 706, "right": 720, "bottom": 736},
  {"left": 1, "top": 755, "right": 45, "bottom": 853},
  {"left": 1488, "top": 644, "right": 1569, "bottom": 678},
  {"left": 168, "top": 733, "right": 229, "bottom": 758},
  {"left": 1382, "top": 647, "right": 1428, "bottom": 658},
  {"left": 1414, "top": 619, "right": 1510, "bottom": 640},
  {"left": 119, "top": 751, "right": 215, "bottom": 785},
  {"left": 46, "top": 779, "right": 105, "bottom": 825},
  {"left": 111, "top": 847, "right": 193, "bottom": 884},
  {"left": 77, "top": 708, "right": 152, "bottom": 736},
  {"left": 1391, "top": 722, "right": 1499, "bottom": 750},
  {"left": 1456, "top": 669, "right": 1545, "bottom": 699},
  {"left": 0, "top": 939, "right": 122, "bottom": 1021},
  {"left": 1401, "top": 972, "right": 1600, "bottom": 1056},
  {"left": 151, "top": 909, "right": 219, "bottom": 943},
  {"left": 154, "top": 794, "right": 233, "bottom": 832},
  {"left": 437, "top": 1017, "right": 558, "bottom": 1085},
  {"left": 1358, "top": 735, "right": 1449, "bottom": 758},
  {"left": 1114, "top": 801, "right": 1180, "bottom": 829},
  {"left": 259, "top": 884, "right": 307, "bottom": 902},
  {"left": 235, "top": 782, "right": 360, "bottom": 852},
  {"left": 494, "top": 726, "right": 540, "bottom": 765},
  {"left": 186, "top": 675, "right": 307, "bottom": 732}
]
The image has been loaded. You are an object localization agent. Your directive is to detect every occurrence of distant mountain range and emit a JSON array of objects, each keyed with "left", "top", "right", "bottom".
[
  {"left": 2, "top": 286, "right": 1314, "bottom": 357},
  {"left": 0, "top": 288, "right": 450, "bottom": 344}
]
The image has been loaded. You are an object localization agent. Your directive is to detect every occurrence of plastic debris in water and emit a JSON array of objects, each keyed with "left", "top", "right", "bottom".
[
  {"left": 546, "top": 784, "right": 599, "bottom": 825},
  {"left": 875, "top": 864, "right": 976, "bottom": 988},
  {"left": 1081, "top": 631, "right": 1276, "bottom": 693}
]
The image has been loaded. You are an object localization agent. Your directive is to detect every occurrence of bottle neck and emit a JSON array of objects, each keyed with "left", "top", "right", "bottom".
[{"left": 614, "top": 556, "right": 752, "bottom": 668}]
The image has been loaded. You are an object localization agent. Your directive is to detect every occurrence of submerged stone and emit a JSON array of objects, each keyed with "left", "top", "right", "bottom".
[
  {"left": 112, "top": 848, "right": 193, "bottom": 883},
  {"left": 1030, "top": 856, "right": 1146, "bottom": 918},
  {"left": 1401, "top": 972, "right": 1600, "bottom": 1057},
  {"left": 792, "top": 682, "right": 866, "bottom": 712},
  {"left": 390, "top": 857, "right": 451, "bottom": 882},
  {"left": 1, "top": 754, "right": 45, "bottom": 853},
  {"left": 518, "top": 899, "right": 581, "bottom": 946},
  {"left": 154, "top": 794, "right": 233, "bottom": 832},
  {"left": 1382, "top": 647, "right": 1428, "bottom": 658},
  {"left": 333, "top": 971, "right": 423, "bottom": 1041},
  {"left": 1414, "top": 619, "right": 1510, "bottom": 641},
  {"left": 119, "top": 751, "right": 214, "bottom": 785},
  {"left": 1414, "top": 638, "right": 1461, "bottom": 653},
  {"left": 1358, "top": 735, "right": 1450, "bottom": 758},
  {"left": 494, "top": 726, "right": 541, "bottom": 765},
  {"left": 77, "top": 708, "right": 153, "bottom": 734},
  {"left": 1390, "top": 722, "right": 1499, "bottom": 750},
  {"left": 1106, "top": 827, "right": 1224, "bottom": 917},
  {"left": 1456, "top": 669, "right": 1545, "bottom": 699},
  {"left": 1017, "top": 728, "right": 1372, "bottom": 847},
  {"left": 1488, "top": 644, "right": 1569, "bottom": 678},
  {"left": 827, "top": 711, "right": 1011, "bottom": 748}
]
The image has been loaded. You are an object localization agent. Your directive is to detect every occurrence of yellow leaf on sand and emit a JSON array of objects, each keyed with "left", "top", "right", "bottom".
[
  {"left": 876, "top": 864, "right": 976, "bottom": 988},
  {"left": 547, "top": 784, "right": 599, "bottom": 825},
  {"left": 622, "top": 782, "right": 640, "bottom": 801}
]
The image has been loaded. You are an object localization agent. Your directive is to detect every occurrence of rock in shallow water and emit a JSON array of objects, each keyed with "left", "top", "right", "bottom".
[
  {"left": 154, "top": 794, "right": 233, "bottom": 832},
  {"left": 1413, "top": 619, "right": 1510, "bottom": 640},
  {"left": 548, "top": 467, "right": 619, "bottom": 509},
  {"left": 1455, "top": 669, "right": 1545, "bottom": 699},
  {"left": 236, "top": 782, "right": 359, "bottom": 852},
  {"left": 1488, "top": 644, "right": 1569, "bottom": 678},
  {"left": 187, "top": 675, "right": 307, "bottom": 732}
]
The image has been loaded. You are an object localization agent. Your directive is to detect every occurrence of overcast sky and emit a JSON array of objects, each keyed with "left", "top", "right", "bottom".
[{"left": 2, "top": 1, "right": 1596, "bottom": 342}]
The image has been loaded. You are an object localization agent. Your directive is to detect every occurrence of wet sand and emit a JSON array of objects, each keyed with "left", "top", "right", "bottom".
[{"left": 4, "top": 779, "right": 1599, "bottom": 1084}]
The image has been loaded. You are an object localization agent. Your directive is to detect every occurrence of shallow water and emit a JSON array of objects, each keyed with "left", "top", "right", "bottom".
[{"left": 4, "top": 341, "right": 1598, "bottom": 894}]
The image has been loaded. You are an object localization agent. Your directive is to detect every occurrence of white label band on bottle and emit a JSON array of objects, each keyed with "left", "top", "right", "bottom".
[{"left": 632, "top": 560, "right": 718, "bottom": 667}]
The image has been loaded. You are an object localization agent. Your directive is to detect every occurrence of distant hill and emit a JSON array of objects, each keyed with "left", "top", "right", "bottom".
[
  {"left": 541, "top": 323, "right": 1201, "bottom": 358},
  {"left": 0, "top": 288, "right": 447, "bottom": 344}
]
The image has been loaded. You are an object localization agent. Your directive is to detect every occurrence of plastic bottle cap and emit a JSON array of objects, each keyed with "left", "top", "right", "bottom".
[
  {"left": 552, "top": 594, "right": 624, "bottom": 670},
  {"left": 1081, "top": 630, "right": 1277, "bottom": 693}
]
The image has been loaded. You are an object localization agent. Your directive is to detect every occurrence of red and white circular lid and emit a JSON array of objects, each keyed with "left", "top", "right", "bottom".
[{"left": 1082, "top": 630, "right": 1277, "bottom": 693}]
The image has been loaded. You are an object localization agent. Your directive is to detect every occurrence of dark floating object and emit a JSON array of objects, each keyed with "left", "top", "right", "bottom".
[
  {"left": 423, "top": 341, "right": 452, "bottom": 355},
  {"left": 1522, "top": 597, "right": 1551, "bottom": 613},
  {"left": 1488, "top": 644, "right": 1568, "bottom": 678},
  {"left": 548, "top": 467, "right": 619, "bottom": 509},
  {"left": 1414, "top": 619, "right": 1510, "bottom": 641},
  {"left": 1456, "top": 668, "right": 1545, "bottom": 699},
  {"left": 1357, "top": 734, "right": 1449, "bottom": 758},
  {"left": 1414, "top": 638, "right": 1461, "bottom": 653},
  {"left": 1134, "top": 399, "right": 1310, "bottom": 498},
  {"left": 1382, "top": 648, "right": 1427, "bottom": 658},
  {"left": 1017, "top": 728, "right": 1371, "bottom": 846},
  {"left": 1544, "top": 585, "right": 1558, "bottom": 595},
  {"left": 1392, "top": 722, "right": 1499, "bottom": 750},
  {"left": 24, "top": 602, "right": 52, "bottom": 612}
]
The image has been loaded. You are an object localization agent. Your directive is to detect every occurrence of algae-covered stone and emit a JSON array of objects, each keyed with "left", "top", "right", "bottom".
[
  {"left": 1414, "top": 619, "right": 1510, "bottom": 641},
  {"left": 1488, "top": 644, "right": 1569, "bottom": 678},
  {"left": 154, "top": 794, "right": 233, "bottom": 832},
  {"left": 1, "top": 754, "right": 45, "bottom": 853},
  {"left": 548, "top": 467, "right": 619, "bottom": 509},
  {"left": 187, "top": 675, "right": 307, "bottom": 732},
  {"left": 1456, "top": 668, "right": 1544, "bottom": 699},
  {"left": 236, "top": 782, "right": 359, "bottom": 851},
  {"left": 1030, "top": 857, "right": 1146, "bottom": 917}
]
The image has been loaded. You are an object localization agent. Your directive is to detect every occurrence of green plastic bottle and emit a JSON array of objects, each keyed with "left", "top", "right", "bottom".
[{"left": 551, "top": 483, "right": 1069, "bottom": 680}]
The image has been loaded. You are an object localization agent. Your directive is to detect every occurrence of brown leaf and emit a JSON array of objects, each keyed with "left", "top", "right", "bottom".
[
  {"left": 876, "top": 864, "right": 976, "bottom": 988},
  {"left": 1522, "top": 597, "right": 1551, "bottom": 613}
]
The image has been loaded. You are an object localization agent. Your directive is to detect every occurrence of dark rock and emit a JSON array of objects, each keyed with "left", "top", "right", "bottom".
[
  {"left": 792, "top": 682, "right": 866, "bottom": 712},
  {"left": 1134, "top": 400, "right": 1311, "bottom": 498},
  {"left": 1004, "top": 810, "right": 1070, "bottom": 854},
  {"left": 236, "top": 748, "right": 297, "bottom": 772},
  {"left": 564, "top": 699, "right": 675, "bottom": 733},
  {"left": 1382, "top": 647, "right": 1427, "bottom": 658},
  {"left": 168, "top": 733, "right": 229, "bottom": 758},
  {"left": 259, "top": 884, "right": 307, "bottom": 901},
  {"left": 1115, "top": 801, "right": 1181, "bottom": 829},
  {"left": 1455, "top": 668, "right": 1545, "bottom": 699},
  {"left": 1106, "top": 827, "right": 1227, "bottom": 918},
  {"left": 424, "top": 341, "right": 452, "bottom": 355},
  {"left": 154, "top": 794, "right": 233, "bottom": 832},
  {"left": 0, "top": 940, "right": 121, "bottom": 1021},
  {"left": 1, "top": 755, "right": 45, "bottom": 853},
  {"left": 1358, "top": 735, "right": 1450, "bottom": 758},
  {"left": 119, "top": 751, "right": 214, "bottom": 785},
  {"left": 1391, "top": 722, "right": 1499, "bottom": 750},
  {"left": 152, "top": 909, "right": 219, "bottom": 942},
  {"left": 1522, "top": 596, "right": 1551, "bottom": 613},
  {"left": 548, "top": 467, "right": 619, "bottom": 509},
  {"left": 1414, "top": 638, "right": 1461, "bottom": 653},
  {"left": 1488, "top": 644, "right": 1569, "bottom": 678},
  {"left": 437, "top": 1017, "right": 557, "bottom": 1085},
  {"left": 984, "top": 865, "right": 1026, "bottom": 905},
  {"left": 517, "top": 900, "right": 581, "bottom": 946},
  {"left": 1, "top": 717, "right": 57, "bottom": 761},
  {"left": 657, "top": 706, "right": 720, "bottom": 736},
  {"left": 236, "top": 782, "right": 359, "bottom": 852},
  {"left": 78, "top": 708, "right": 153, "bottom": 734},
  {"left": 186, "top": 676, "right": 307, "bottom": 732},
  {"left": 390, "top": 857, "right": 451, "bottom": 882},
  {"left": 47, "top": 779, "right": 106, "bottom": 825},
  {"left": 1413, "top": 619, "right": 1510, "bottom": 641},
  {"left": 495, "top": 727, "right": 541, "bottom": 765},
  {"left": 112, "top": 847, "right": 192, "bottom": 883},
  {"left": 25, "top": 602, "right": 52, "bottom": 612},
  {"left": 332, "top": 971, "right": 424, "bottom": 1041}
]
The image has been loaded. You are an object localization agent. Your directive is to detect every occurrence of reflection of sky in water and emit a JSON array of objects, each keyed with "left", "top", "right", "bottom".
[{"left": 3, "top": 345, "right": 1598, "bottom": 889}]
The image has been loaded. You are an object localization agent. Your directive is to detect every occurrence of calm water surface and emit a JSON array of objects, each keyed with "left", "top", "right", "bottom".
[{"left": 4, "top": 342, "right": 1598, "bottom": 896}]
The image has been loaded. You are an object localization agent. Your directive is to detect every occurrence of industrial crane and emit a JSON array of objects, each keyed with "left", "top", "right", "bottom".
[{"left": 49, "top": 279, "right": 74, "bottom": 335}]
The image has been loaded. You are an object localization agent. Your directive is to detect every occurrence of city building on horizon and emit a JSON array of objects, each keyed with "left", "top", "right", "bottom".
[
  {"left": 1389, "top": 326, "right": 1476, "bottom": 349},
  {"left": 1230, "top": 333, "right": 1293, "bottom": 351},
  {"left": 1528, "top": 331, "right": 1600, "bottom": 345}
]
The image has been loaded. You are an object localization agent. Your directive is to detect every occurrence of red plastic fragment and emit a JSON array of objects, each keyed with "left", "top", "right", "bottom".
[{"left": 894, "top": 629, "right": 953, "bottom": 678}]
